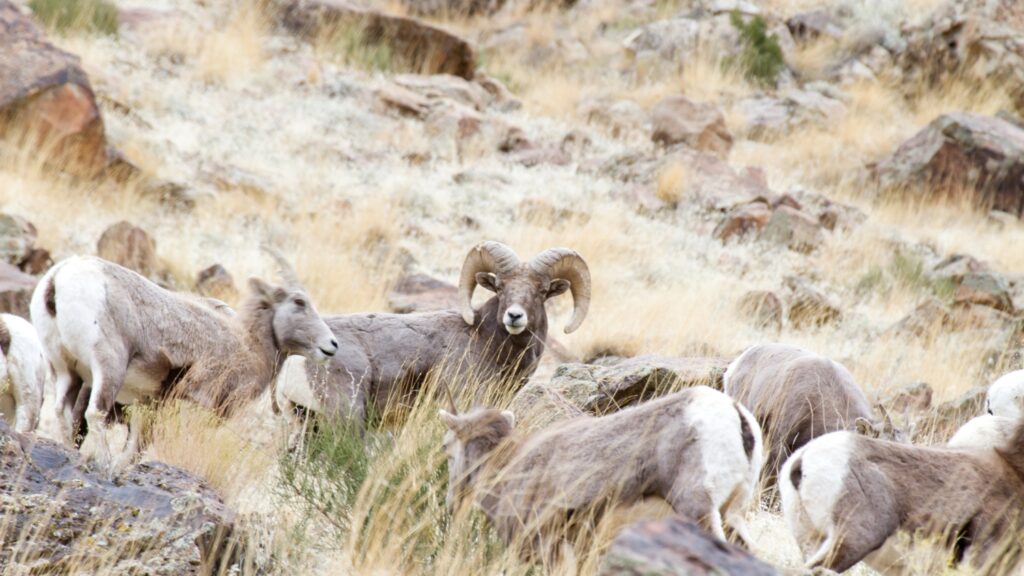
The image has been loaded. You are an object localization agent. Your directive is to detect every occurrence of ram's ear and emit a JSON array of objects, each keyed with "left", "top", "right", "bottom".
[
  {"left": 854, "top": 417, "right": 877, "bottom": 438},
  {"left": 547, "top": 279, "right": 570, "bottom": 299},
  {"left": 476, "top": 272, "right": 499, "bottom": 293}
]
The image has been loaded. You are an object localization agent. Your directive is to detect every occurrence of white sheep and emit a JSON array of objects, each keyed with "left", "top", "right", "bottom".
[
  {"left": 0, "top": 313, "right": 47, "bottom": 433},
  {"left": 29, "top": 251, "right": 337, "bottom": 464},
  {"left": 986, "top": 369, "right": 1024, "bottom": 420}
]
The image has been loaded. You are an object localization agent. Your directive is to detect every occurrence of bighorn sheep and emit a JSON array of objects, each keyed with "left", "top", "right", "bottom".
[
  {"left": 439, "top": 386, "right": 763, "bottom": 562},
  {"left": 29, "top": 251, "right": 338, "bottom": 460},
  {"left": 0, "top": 313, "right": 47, "bottom": 433},
  {"left": 276, "top": 241, "right": 590, "bottom": 425},
  {"left": 986, "top": 369, "right": 1024, "bottom": 420},
  {"left": 723, "top": 343, "right": 902, "bottom": 482},
  {"left": 780, "top": 426, "right": 1024, "bottom": 573},
  {"left": 948, "top": 414, "right": 1016, "bottom": 450}
]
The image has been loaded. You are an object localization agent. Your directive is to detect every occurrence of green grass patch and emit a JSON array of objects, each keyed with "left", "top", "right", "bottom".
[
  {"left": 29, "top": 0, "right": 118, "bottom": 36},
  {"left": 724, "top": 11, "right": 784, "bottom": 87},
  {"left": 317, "top": 21, "right": 394, "bottom": 73}
]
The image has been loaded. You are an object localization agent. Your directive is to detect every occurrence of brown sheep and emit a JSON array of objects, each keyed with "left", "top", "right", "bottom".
[
  {"left": 275, "top": 241, "right": 590, "bottom": 427},
  {"left": 440, "top": 386, "right": 763, "bottom": 563},
  {"left": 780, "top": 423, "right": 1024, "bottom": 573},
  {"left": 724, "top": 343, "right": 901, "bottom": 483}
]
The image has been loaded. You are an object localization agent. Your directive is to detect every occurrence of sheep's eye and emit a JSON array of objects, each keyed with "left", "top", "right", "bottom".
[{"left": 294, "top": 298, "right": 306, "bottom": 308}]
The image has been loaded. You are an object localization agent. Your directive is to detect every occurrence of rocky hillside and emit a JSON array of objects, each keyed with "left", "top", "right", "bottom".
[{"left": 1, "top": 0, "right": 1023, "bottom": 573}]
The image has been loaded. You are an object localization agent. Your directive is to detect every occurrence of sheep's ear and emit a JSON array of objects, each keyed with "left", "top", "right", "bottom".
[
  {"left": 476, "top": 272, "right": 499, "bottom": 293},
  {"left": 250, "top": 278, "right": 287, "bottom": 303},
  {"left": 854, "top": 417, "right": 877, "bottom": 437},
  {"left": 500, "top": 410, "right": 516, "bottom": 429},
  {"left": 439, "top": 409, "right": 460, "bottom": 430},
  {"left": 546, "top": 279, "right": 570, "bottom": 299}
]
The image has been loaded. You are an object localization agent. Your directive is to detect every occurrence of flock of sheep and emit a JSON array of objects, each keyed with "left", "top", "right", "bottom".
[{"left": 1, "top": 241, "right": 1023, "bottom": 573}]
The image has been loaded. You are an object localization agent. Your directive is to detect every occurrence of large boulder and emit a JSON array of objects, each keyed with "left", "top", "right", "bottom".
[
  {"left": 0, "top": 213, "right": 36, "bottom": 268},
  {"left": 511, "top": 357, "right": 730, "bottom": 422},
  {"left": 873, "top": 113, "right": 1024, "bottom": 217},
  {"left": 953, "top": 271, "right": 1015, "bottom": 313},
  {"left": 386, "top": 272, "right": 458, "bottom": 313},
  {"left": 713, "top": 200, "right": 771, "bottom": 242},
  {"left": 0, "top": 421, "right": 238, "bottom": 573},
  {"left": 96, "top": 221, "right": 158, "bottom": 279},
  {"left": 784, "top": 276, "right": 842, "bottom": 329},
  {"left": 737, "top": 89, "right": 846, "bottom": 140},
  {"left": 281, "top": 0, "right": 475, "bottom": 79},
  {"left": 599, "top": 516, "right": 779, "bottom": 576},
  {"left": 761, "top": 204, "right": 824, "bottom": 253},
  {"left": 649, "top": 96, "right": 732, "bottom": 158},
  {"left": 0, "top": 262, "right": 34, "bottom": 318},
  {"left": 0, "top": 1, "right": 109, "bottom": 177}
]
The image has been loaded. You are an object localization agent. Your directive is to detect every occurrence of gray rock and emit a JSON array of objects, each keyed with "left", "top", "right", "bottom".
[
  {"left": 785, "top": 276, "right": 842, "bottom": 328},
  {"left": 873, "top": 113, "right": 1024, "bottom": 217},
  {"left": 761, "top": 205, "right": 824, "bottom": 253},
  {"left": 0, "top": 262, "right": 35, "bottom": 319},
  {"left": 650, "top": 95, "right": 732, "bottom": 158},
  {"left": 0, "top": 214, "right": 36, "bottom": 267},
  {"left": 0, "top": 421, "right": 238, "bottom": 573},
  {"left": 623, "top": 18, "right": 700, "bottom": 62},
  {"left": 599, "top": 516, "right": 779, "bottom": 576}
]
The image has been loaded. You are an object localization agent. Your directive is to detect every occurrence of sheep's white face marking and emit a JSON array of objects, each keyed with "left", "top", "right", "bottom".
[
  {"left": 986, "top": 370, "right": 1024, "bottom": 420},
  {"left": 502, "top": 304, "right": 527, "bottom": 335}
]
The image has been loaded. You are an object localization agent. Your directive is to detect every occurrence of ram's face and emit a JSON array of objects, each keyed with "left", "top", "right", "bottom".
[{"left": 475, "top": 270, "right": 569, "bottom": 336}]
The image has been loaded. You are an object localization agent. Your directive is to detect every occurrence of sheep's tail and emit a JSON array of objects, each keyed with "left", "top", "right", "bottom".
[{"left": 43, "top": 275, "right": 57, "bottom": 317}]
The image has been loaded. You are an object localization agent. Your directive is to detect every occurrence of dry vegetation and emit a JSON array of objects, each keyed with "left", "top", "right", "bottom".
[{"left": 4, "top": 0, "right": 1024, "bottom": 573}]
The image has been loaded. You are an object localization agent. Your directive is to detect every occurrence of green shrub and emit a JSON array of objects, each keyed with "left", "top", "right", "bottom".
[
  {"left": 29, "top": 0, "right": 118, "bottom": 36},
  {"left": 726, "top": 11, "right": 784, "bottom": 87}
]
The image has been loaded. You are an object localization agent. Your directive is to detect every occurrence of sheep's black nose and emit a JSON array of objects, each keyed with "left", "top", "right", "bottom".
[
  {"left": 507, "top": 311, "right": 523, "bottom": 322},
  {"left": 330, "top": 338, "right": 339, "bottom": 350}
]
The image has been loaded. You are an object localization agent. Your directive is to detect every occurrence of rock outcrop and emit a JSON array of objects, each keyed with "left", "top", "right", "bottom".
[{"left": 0, "top": 421, "right": 239, "bottom": 574}]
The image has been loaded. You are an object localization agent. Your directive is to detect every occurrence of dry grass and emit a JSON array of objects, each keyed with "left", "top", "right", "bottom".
[{"left": 195, "top": 1, "right": 268, "bottom": 83}]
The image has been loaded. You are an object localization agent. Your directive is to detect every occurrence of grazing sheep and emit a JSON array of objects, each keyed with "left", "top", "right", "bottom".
[
  {"left": 439, "top": 386, "right": 763, "bottom": 562},
  {"left": 0, "top": 313, "right": 47, "bottom": 433},
  {"left": 724, "top": 343, "right": 902, "bottom": 482},
  {"left": 780, "top": 425, "right": 1024, "bottom": 573},
  {"left": 275, "top": 241, "right": 590, "bottom": 426},
  {"left": 986, "top": 369, "right": 1024, "bottom": 420},
  {"left": 29, "top": 250, "right": 338, "bottom": 461}
]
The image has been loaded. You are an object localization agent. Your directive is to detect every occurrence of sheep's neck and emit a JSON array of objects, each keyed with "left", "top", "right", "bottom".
[
  {"left": 475, "top": 433, "right": 526, "bottom": 515},
  {"left": 236, "top": 296, "right": 280, "bottom": 381}
]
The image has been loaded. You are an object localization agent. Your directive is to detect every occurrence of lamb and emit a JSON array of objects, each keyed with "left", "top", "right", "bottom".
[
  {"left": 780, "top": 425, "right": 1024, "bottom": 573},
  {"left": 986, "top": 369, "right": 1024, "bottom": 420},
  {"left": 0, "top": 313, "right": 47, "bottom": 433},
  {"left": 439, "top": 385, "right": 763, "bottom": 562},
  {"left": 29, "top": 250, "right": 338, "bottom": 461},
  {"left": 275, "top": 241, "right": 590, "bottom": 426},
  {"left": 723, "top": 343, "right": 902, "bottom": 483}
]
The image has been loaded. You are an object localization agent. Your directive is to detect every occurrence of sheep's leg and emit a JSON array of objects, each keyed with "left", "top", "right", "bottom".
[
  {"left": 81, "top": 361, "right": 125, "bottom": 473},
  {"left": 670, "top": 488, "right": 726, "bottom": 541},
  {"left": 52, "top": 359, "right": 81, "bottom": 445},
  {"left": 724, "top": 506, "right": 754, "bottom": 550}
]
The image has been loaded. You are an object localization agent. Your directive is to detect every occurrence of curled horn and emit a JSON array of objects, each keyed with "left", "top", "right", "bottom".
[
  {"left": 458, "top": 241, "right": 521, "bottom": 326},
  {"left": 261, "top": 245, "right": 301, "bottom": 288},
  {"left": 529, "top": 248, "right": 591, "bottom": 334}
]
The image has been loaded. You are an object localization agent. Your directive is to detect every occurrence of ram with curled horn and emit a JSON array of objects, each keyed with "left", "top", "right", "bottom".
[{"left": 273, "top": 241, "right": 591, "bottom": 434}]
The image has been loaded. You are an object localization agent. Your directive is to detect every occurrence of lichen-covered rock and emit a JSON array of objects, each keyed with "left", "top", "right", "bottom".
[
  {"left": 784, "top": 276, "right": 841, "bottom": 328},
  {"left": 761, "top": 204, "right": 824, "bottom": 253},
  {"left": 737, "top": 290, "right": 783, "bottom": 332},
  {"left": 0, "top": 213, "right": 36, "bottom": 267},
  {"left": 195, "top": 264, "right": 237, "bottom": 302},
  {"left": 0, "top": 421, "right": 238, "bottom": 573},
  {"left": 511, "top": 357, "right": 729, "bottom": 423},
  {"left": 96, "top": 221, "right": 158, "bottom": 279},
  {"left": 599, "top": 516, "right": 779, "bottom": 576},
  {"left": 0, "top": 0, "right": 110, "bottom": 177},
  {"left": 649, "top": 96, "right": 732, "bottom": 158},
  {"left": 953, "top": 271, "right": 1015, "bottom": 313},
  {"left": 281, "top": 0, "right": 476, "bottom": 79},
  {"left": 873, "top": 113, "right": 1024, "bottom": 217},
  {"left": 0, "top": 262, "right": 34, "bottom": 318},
  {"left": 386, "top": 272, "right": 458, "bottom": 313}
]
